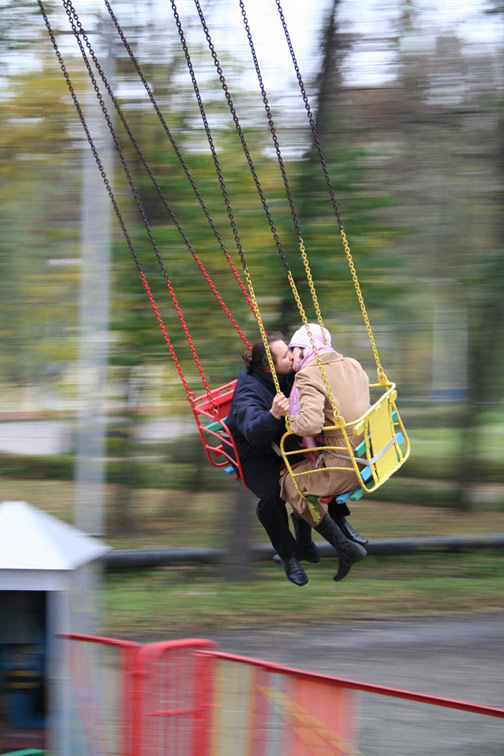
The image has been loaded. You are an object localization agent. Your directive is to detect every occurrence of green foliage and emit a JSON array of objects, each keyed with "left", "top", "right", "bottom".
[
  {"left": 0, "top": 63, "right": 84, "bottom": 383},
  {"left": 0, "top": 453, "right": 75, "bottom": 481},
  {"left": 0, "top": 0, "right": 56, "bottom": 62},
  {"left": 2, "top": 1, "right": 504, "bottom": 520},
  {"left": 0, "top": 1, "right": 419, "bottom": 395},
  {"left": 0, "top": 449, "right": 232, "bottom": 491}
]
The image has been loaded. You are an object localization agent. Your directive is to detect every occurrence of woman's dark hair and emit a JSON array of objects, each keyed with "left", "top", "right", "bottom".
[{"left": 242, "top": 331, "right": 286, "bottom": 372}]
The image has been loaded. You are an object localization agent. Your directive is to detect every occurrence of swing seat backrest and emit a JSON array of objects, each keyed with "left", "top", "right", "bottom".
[
  {"left": 352, "top": 384, "right": 410, "bottom": 491},
  {"left": 190, "top": 380, "right": 247, "bottom": 486},
  {"left": 192, "top": 379, "right": 237, "bottom": 423},
  {"left": 280, "top": 382, "right": 410, "bottom": 504}
]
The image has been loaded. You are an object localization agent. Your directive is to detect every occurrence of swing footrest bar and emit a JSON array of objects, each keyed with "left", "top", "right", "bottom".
[
  {"left": 334, "top": 487, "right": 363, "bottom": 504},
  {"left": 204, "top": 420, "right": 224, "bottom": 433}
]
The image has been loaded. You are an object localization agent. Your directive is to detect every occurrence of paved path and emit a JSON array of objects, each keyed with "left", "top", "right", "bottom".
[
  {"left": 206, "top": 612, "right": 504, "bottom": 706},
  {"left": 200, "top": 612, "right": 504, "bottom": 754}
]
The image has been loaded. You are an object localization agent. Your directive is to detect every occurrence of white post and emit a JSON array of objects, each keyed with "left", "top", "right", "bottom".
[{"left": 74, "top": 26, "right": 114, "bottom": 538}]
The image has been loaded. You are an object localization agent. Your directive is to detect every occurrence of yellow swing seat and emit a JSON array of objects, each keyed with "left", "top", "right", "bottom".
[{"left": 280, "top": 380, "right": 410, "bottom": 504}]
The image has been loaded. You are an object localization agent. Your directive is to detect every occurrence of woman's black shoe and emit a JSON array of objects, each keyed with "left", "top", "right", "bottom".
[
  {"left": 335, "top": 516, "right": 368, "bottom": 546},
  {"left": 280, "top": 556, "right": 309, "bottom": 586},
  {"left": 314, "top": 514, "right": 367, "bottom": 582},
  {"left": 291, "top": 513, "right": 321, "bottom": 563}
]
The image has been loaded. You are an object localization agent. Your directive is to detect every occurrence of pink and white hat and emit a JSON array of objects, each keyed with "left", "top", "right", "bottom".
[{"left": 289, "top": 323, "right": 332, "bottom": 350}]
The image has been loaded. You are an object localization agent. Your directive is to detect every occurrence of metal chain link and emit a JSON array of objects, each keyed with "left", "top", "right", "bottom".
[
  {"left": 191, "top": 0, "right": 333, "bottom": 397},
  {"left": 238, "top": 0, "right": 328, "bottom": 342},
  {"left": 340, "top": 231, "right": 386, "bottom": 381},
  {"left": 275, "top": 0, "right": 387, "bottom": 384},
  {"left": 287, "top": 272, "right": 341, "bottom": 423},
  {"left": 63, "top": 0, "right": 250, "bottom": 361},
  {"left": 170, "top": 1, "right": 254, "bottom": 290},
  {"left": 103, "top": 0, "right": 255, "bottom": 339},
  {"left": 37, "top": 0, "right": 194, "bottom": 399},
  {"left": 61, "top": 0, "right": 215, "bottom": 406},
  {"left": 238, "top": 0, "right": 303, "bottom": 243},
  {"left": 237, "top": 0, "right": 340, "bottom": 420},
  {"left": 172, "top": 0, "right": 281, "bottom": 383},
  {"left": 193, "top": 0, "right": 289, "bottom": 275}
]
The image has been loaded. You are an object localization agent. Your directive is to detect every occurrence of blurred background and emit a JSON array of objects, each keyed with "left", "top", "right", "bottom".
[{"left": 0, "top": 0, "right": 503, "bottom": 545}]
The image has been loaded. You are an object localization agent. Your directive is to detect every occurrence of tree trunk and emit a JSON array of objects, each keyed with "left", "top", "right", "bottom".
[{"left": 221, "top": 483, "right": 256, "bottom": 582}]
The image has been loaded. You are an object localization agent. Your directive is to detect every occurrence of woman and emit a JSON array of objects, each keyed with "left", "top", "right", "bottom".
[
  {"left": 226, "top": 332, "right": 314, "bottom": 586},
  {"left": 280, "top": 323, "right": 370, "bottom": 581}
]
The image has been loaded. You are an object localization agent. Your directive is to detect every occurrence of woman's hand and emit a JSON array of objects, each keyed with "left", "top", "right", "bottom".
[{"left": 270, "top": 393, "right": 290, "bottom": 419}]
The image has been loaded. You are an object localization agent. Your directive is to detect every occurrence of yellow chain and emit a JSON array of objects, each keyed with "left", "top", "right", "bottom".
[
  {"left": 286, "top": 260, "right": 342, "bottom": 425},
  {"left": 242, "top": 267, "right": 282, "bottom": 395},
  {"left": 240, "top": 225, "right": 387, "bottom": 429},
  {"left": 339, "top": 230, "right": 388, "bottom": 385},
  {"left": 298, "top": 240, "right": 327, "bottom": 344}
]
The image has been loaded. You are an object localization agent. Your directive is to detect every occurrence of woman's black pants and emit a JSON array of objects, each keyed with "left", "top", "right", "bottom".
[{"left": 242, "top": 454, "right": 297, "bottom": 560}]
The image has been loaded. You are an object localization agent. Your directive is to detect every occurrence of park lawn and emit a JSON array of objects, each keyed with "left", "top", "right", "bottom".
[
  {"left": 0, "top": 476, "right": 502, "bottom": 637},
  {"left": 99, "top": 489, "right": 504, "bottom": 638},
  {"left": 102, "top": 551, "right": 504, "bottom": 639}
]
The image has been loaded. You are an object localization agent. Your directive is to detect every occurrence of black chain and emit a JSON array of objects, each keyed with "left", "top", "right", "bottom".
[
  {"left": 62, "top": 0, "right": 249, "bottom": 355},
  {"left": 275, "top": 0, "right": 346, "bottom": 237},
  {"left": 37, "top": 0, "right": 193, "bottom": 397},
  {"left": 238, "top": 0, "right": 317, "bottom": 328},
  {"left": 170, "top": 0, "right": 251, "bottom": 279},
  {"left": 238, "top": 0, "right": 303, "bottom": 245},
  {"left": 193, "top": 0, "right": 292, "bottom": 277},
  {"left": 61, "top": 0, "right": 172, "bottom": 279},
  {"left": 276, "top": 0, "right": 387, "bottom": 377},
  {"left": 103, "top": 0, "right": 255, "bottom": 335},
  {"left": 172, "top": 0, "right": 280, "bottom": 371}
]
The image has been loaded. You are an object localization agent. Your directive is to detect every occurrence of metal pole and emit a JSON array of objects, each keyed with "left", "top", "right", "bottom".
[{"left": 74, "top": 25, "right": 114, "bottom": 537}]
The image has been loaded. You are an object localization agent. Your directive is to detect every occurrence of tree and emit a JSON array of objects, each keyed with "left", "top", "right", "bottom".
[
  {"left": 282, "top": 0, "right": 407, "bottom": 371},
  {"left": 0, "top": 64, "right": 85, "bottom": 389}
]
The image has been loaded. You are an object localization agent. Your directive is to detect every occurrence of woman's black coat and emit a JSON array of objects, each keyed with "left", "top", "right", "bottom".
[{"left": 226, "top": 366, "right": 293, "bottom": 464}]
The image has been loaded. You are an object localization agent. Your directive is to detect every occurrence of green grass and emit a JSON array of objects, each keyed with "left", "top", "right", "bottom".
[
  {"left": 1, "top": 476, "right": 503, "bottom": 638},
  {"left": 405, "top": 424, "right": 504, "bottom": 468},
  {"left": 102, "top": 552, "right": 504, "bottom": 638}
]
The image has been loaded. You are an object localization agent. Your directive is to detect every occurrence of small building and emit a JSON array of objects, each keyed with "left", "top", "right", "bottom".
[{"left": 0, "top": 500, "right": 109, "bottom": 755}]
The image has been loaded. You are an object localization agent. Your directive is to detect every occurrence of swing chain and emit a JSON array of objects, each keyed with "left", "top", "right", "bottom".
[
  {"left": 61, "top": 0, "right": 217, "bottom": 406},
  {"left": 65, "top": 0, "right": 251, "bottom": 357},
  {"left": 275, "top": 0, "right": 387, "bottom": 385},
  {"left": 37, "top": 0, "right": 193, "bottom": 399},
  {"left": 189, "top": 0, "right": 288, "bottom": 392},
  {"left": 339, "top": 231, "right": 388, "bottom": 384},
  {"left": 286, "top": 277, "right": 342, "bottom": 424},
  {"left": 193, "top": 0, "right": 289, "bottom": 277},
  {"left": 239, "top": 0, "right": 331, "bottom": 372},
  {"left": 297, "top": 240, "right": 327, "bottom": 345},
  {"left": 103, "top": 0, "right": 255, "bottom": 336}
]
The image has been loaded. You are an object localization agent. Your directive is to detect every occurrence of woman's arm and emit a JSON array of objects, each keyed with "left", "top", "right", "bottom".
[{"left": 234, "top": 385, "right": 284, "bottom": 448}]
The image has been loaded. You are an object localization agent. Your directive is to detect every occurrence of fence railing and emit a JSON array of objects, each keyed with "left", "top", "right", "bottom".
[
  {"left": 61, "top": 634, "right": 504, "bottom": 756},
  {"left": 61, "top": 633, "right": 140, "bottom": 756},
  {"left": 202, "top": 650, "right": 504, "bottom": 755}
]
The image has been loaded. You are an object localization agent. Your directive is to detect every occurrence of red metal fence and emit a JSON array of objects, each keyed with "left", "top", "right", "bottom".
[
  {"left": 135, "top": 639, "right": 217, "bottom": 756},
  {"left": 202, "top": 651, "right": 504, "bottom": 755},
  {"left": 62, "top": 634, "right": 504, "bottom": 755},
  {"left": 61, "top": 633, "right": 140, "bottom": 756}
]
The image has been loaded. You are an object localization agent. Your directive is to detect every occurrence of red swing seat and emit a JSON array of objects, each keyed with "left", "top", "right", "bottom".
[{"left": 190, "top": 380, "right": 247, "bottom": 485}]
